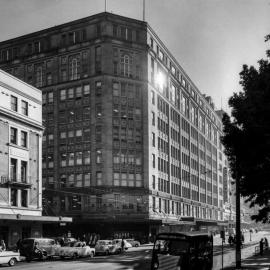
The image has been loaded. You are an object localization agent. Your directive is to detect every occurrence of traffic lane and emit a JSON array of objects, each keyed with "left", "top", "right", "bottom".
[{"left": 9, "top": 246, "right": 152, "bottom": 270}]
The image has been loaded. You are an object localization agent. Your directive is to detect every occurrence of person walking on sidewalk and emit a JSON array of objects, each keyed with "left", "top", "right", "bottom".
[
  {"left": 264, "top": 237, "right": 269, "bottom": 250},
  {"left": 260, "top": 238, "right": 265, "bottom": 255}
]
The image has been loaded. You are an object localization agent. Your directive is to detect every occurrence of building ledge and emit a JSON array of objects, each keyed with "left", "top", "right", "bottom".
[{"left": 0, "top": 213, "right": 72, "bottom": 223}]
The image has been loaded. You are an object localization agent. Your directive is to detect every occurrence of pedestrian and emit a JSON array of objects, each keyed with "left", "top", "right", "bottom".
[
  {"left": 264, "top": 238, "right": 269, "bottom": 250},
  {"left": 121, "top": 239, "right": 125, "bottom": 253},
  {"left": 260, "top": 238, "right": 264, "bottom": 255},
  {"left": 16, "top": 239, "right": 22, "bottom": 252},
  {"left": 0, "top": 240, "right": 6, "bottom": 251}
]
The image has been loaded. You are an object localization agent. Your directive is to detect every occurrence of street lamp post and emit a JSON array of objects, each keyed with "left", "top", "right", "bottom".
[{"left": 235, "top": 173, "right": 241, "bottom": 269}]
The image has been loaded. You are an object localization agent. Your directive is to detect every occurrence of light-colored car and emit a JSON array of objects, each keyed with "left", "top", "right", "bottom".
[
  {"left": 125, "top": 239, "right": 140, "bottom": 247},
  {"left": 95, "top": 240, "right": 113, "bottom": 255},
  {"left": 0, "top": 251, "right": 20, "bottom": 266},
  {"left": 110, "top": 239, "right": 132, "bottom": 253},
  {"left": 58, "top": 241, "right": 95, "bottom": 259}
]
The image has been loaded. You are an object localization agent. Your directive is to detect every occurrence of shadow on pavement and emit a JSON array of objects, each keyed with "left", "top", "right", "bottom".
[
  {"left": 223, "top": 249, "right": 270, "bottom": 269},
  {"left": 76, "top": 248, "right": 152, "bottom": 270}
]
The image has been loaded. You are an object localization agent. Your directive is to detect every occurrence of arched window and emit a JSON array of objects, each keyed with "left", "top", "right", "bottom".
[
  {"left": 120, "top": 54, "right": 131, "bottom": 77},
  {"left": 36, "top": 66, "right": 43, "bottom": 87}
]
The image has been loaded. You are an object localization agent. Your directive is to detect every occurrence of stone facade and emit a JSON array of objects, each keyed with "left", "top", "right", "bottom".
[{"left": 0, "top": 12, "right": 231, "bottom": 240}]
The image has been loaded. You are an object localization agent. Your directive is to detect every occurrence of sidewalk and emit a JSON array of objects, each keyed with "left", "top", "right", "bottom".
[{"left": 224, "top": 249, "right": 270, "bottom": 270}]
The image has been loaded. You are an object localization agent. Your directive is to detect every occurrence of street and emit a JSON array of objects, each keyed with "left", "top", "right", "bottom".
[{"left": 5, "top": 231, "right": 269, "bottom": 270}]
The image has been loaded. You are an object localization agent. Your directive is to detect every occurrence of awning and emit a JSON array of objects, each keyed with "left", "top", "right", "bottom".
[{"left": 0, "top": 213, "right": 72, "bottom": 223}]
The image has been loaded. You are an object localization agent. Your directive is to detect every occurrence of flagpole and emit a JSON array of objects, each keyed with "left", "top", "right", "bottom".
[{"left": 143, "top": 0, "right": 145, "bottom": 21}]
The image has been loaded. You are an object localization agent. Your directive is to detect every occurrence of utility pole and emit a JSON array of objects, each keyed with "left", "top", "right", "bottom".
[{"left": 235, "top": 172, "right": 241, "bottom": 269}]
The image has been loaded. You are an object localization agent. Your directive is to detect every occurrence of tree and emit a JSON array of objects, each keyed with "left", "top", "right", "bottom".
[{"left": 222, "top": 35, "right": 270, "bottom": 222}]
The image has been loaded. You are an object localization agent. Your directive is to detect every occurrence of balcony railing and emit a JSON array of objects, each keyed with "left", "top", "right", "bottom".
[{"left": 0, "top": 176, "right": 32, "bottom": 188}]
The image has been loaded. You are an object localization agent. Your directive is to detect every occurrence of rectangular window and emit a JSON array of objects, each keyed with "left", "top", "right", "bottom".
[
  {"left": 10, "top": 158, "right": 17, "bottom": 181},
  {"left": 46, "top": 73, "right": 52, "bottom": 85},
  {"left": 48, "top": 92, "right": 53, "bottom": 103},
  {"left": 152, "top": 111, "right": 155, "bottom": 126},
  {"left": 21, "top": 190, "right": 28, "bottom": 207},
  {"left": 152, "top": 154, "right": 155, "bottom": 168},
  {"left": 152, "top": 132, "right": 155, "bottom": 147},
  {"left": 11, "top": 95, "right": 18, "bottom": 111},
  {"left": 21, "top": 131, "right": 27, "bottom": 147},
  {"left": 83, "top": 84, "right": 90, "bottom": 96},
  {"left": 60, "top": 89, "right": 66, "bottom": 101},
  {"left": 11, "top": 189, "right": 17, "bottom": 206},
  {"left": 10, "top": 127, "right": 17, "bottom": 144},
  {"left": 21, "top": 100, "right": 28, "bottom": 116}
]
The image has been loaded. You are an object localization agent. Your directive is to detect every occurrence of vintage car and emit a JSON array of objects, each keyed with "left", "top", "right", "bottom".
[
  {"left": 20, "top": 238, "right": 60, "bottom": 261},
  {"left": 0, "top": 251, "right": 20, "bottom": 266},
  {"left": 58, "top": 241, "right": 95, "bottom": 259},
  {"left": 95, "top": 240, "right": 113, "bottom": 255},
  {"left": 110, "top": 239, "right": 132, "bottom": 254},
  {"left": 125, "top": 238, "right": 140, "bottom": 247}
]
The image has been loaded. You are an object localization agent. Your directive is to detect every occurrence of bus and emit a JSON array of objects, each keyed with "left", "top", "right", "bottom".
[{"left": 151, "top": 231, "right": 213, "bottom": 270}]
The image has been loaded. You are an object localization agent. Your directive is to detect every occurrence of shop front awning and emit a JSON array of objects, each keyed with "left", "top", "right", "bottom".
[{"left": 0, "top": 213, "right": 72, "bottom": 223}]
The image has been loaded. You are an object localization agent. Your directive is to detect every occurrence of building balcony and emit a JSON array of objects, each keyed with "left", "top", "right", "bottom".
[{"left": 0, "top": 176, "right": 32, "bottom": 188}]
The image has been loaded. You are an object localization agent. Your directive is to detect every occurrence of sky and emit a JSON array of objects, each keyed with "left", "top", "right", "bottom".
[{"left": 0, "top": 0, "right": 269, "bottom": 112}]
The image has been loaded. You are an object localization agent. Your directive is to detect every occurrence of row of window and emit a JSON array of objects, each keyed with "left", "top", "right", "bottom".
[
  {"left": 10, "top": 127, "right": 28, "bottom": 148},
  {"left": 10, "top": 95, "right": 28, "bottom": 116}
]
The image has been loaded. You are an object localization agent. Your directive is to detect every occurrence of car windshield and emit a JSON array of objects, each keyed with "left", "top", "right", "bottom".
[{"left": 154, "top": 239, "right": 189, "bottom": 256}]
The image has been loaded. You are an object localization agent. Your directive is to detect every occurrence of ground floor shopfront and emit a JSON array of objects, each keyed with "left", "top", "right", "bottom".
[
  {"left": 43, "top": 216, "right": 229, "bottom": 244},
  {"left": 0, "top": 214, "right": 72, "bottom": 248}
]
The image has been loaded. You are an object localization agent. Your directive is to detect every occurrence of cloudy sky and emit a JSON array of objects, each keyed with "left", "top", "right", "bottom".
[{"left": 0, "top": 0, "right": 269, "bottom": 111}]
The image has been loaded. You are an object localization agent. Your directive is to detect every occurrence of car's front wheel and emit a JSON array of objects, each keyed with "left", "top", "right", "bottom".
[
  {"left": 72, "top": 253, "right": 78, "bottom": 260},
  {"left": 8, "top": 257, "right": 17, "bottom": 266},
  {"left": 90, "top": 251, "right": 94, "bottom": 258}
]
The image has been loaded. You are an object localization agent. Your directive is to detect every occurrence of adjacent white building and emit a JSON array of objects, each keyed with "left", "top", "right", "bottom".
[{"left": 0, "top": 69, "right": 71, "bottom": 247}]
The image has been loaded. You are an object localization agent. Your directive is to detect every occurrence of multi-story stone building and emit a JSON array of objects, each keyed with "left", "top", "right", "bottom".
[
  {"left": 0, "top": 70, "right": 71, "bottom": 247},
  {"left": 0, "top": 12, "right": 229, "bottom": 240}
]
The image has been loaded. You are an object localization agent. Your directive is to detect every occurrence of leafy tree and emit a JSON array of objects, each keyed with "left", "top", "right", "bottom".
[{"left": 222, "top": 35, "right": 270, "bottom": 222}]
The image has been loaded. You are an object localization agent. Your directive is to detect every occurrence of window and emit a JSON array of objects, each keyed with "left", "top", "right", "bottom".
[
  {"left": 36, "top": 66, "right": 43, "bottom": 87},
  {"left": 113, "top": 82, "right": 119, "bottom": 96},
  {"left": 48, "top": 92, "right": 53, "bottom": 103},
  {"left": 10, "top": 127, "right": 17, "bottom": 144},
  {"left": 83, "top": 84, "right": 90, "bottom": 96},
  {"left": 60, "top": 89, "right": 66, "bottom": 101},
  {"left": 152, "top": 111, "right": 155, "bottom": 126},
  {"left": 152, "top": 154, "right": 155, "bottom": 168},
  {"left": 34, "top": 41, "right": 41, "bottom": 53},
  {"left": 21, "top": 131, "right": 27, "bottom": 147},
  {"left": 96, "top": 172, "right": 102, "bottom": 186},
  {"left": 76, "top": 152, "right": 82, "bottom": 165},
  {"left": 10, "top": 158, "right": 17, "bottom": 181},
  {"left": 95, "top": 46, "right": 101, "bottom": 74},
  {"left": 84, "top": 173, "right": 91, "bottom": 186},
  {"left": 21, "top": 190, "right": 28, "bottom": 207},
  {"left": 120, "top": 54, "right": 131, "bottom": 77},
  {"left": 11, "top": 96, "right": 18, "bottom": 111},
  {"left": 151, "top": 90, "right": 155, "bottom": 105},
  {"left": 152, "top": 132, "right": 155, "bottom": 147},
  {"left": 11, "top": 189, "right": 17, "bottom": 206},
  {"left": 46, "top": 73, "right": 52, "bottom": 85},
  {"left": 61, "top": 70, "right": 67, "bottom": 82},
  {"left": 84, "top": 151, "right": 91, "bottom": 164},
  {"left": 68, "top": 88, "right": 74, "bottom": 99},
  {"left": 69, "top": 57, "right": 79, "bottom": 80},
  {"left": 21, "top": 100, "right": 28, "bottom": 116}
]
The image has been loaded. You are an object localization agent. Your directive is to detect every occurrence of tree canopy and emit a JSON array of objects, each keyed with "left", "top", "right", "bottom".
[{"left": 222, "top": 35, "right": 270, "bottom": 222}]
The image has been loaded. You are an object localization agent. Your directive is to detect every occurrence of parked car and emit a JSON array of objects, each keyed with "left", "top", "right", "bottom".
[
  {"left": 58, "top": 241, "right": 95, "bottom": 259},
  {"left": 0, "top": 251, "right": 20, "bottom": 266},
  {"left": 125, "top": 239, "right": 140, "bottom": 247},
  {"left": 20, "top": 238, "right": 60, "bottom": 261},
  {"left": 54, "top": 237, "right": 77, "bottom": 246},
  {"left": 111, "top": 239, "right": 132, "bottom": 253},
  {"left": 95, "top": 240, "right": 113, "bottom": 255}
]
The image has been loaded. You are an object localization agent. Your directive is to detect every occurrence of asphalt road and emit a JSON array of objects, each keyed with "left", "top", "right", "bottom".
[
  {"left": 4, "top": 232, "right": 269, "bottom": 270},
  {"left": 5, "top": 246, "right": 152, "bottom": 270}
]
